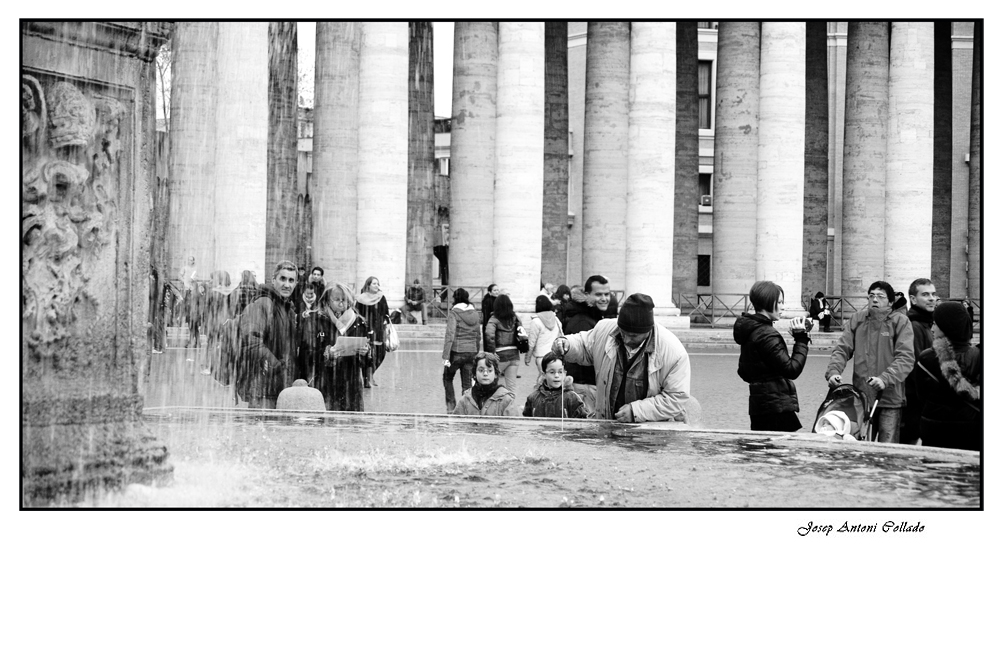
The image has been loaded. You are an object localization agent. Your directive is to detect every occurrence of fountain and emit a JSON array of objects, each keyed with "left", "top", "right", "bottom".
[{"left": 22, "top": 21, "right": 174, "bottom": 504}]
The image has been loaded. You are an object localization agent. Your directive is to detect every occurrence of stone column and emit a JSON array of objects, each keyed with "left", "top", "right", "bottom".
[
  {"left": 672, "top": 21, "right": 699, "bottom": 301},
  {"left": 266, "top": 22, "right": 299, "bottom": 274},
  {"left": 357, "top": 22, "right": 409, "bottom": 306},
  {"left": 312, "top": 22, "right": 360, "bottom": 283},
  {"left": 449, "top": 22, "right": 497, "bottom": 290},
  {"left": 712, "top": 22, "right": 759, "bottom": 296},
  {"left": 214, "top": 22, "right": 269, "bottom": 282},
  {"left": 841, "top": 22, "right": 889, "bottom": 295},
  {"left": 542, "top": 21, "right": 569, "bottom": 287},
  {"left": 582, "top": 22, "right": 629, "bottom": 286},
  {"left": 949, "top": 22, "right": 974, "bottom": 297},
  {"left": 828, "top": 22, "right": 849, "bottom": 294},
  {"left": 625, "top": 22, "right": 678, "bottom": 315},
  {"left": 802, "top": 22, "right": 829, "bottom": 301},
  {"left": 493, "top": 22, "right": 545, "bottom": 312},
  {"left": 406, "top": 22, "right": 436, "bottom": 291},
  {"left": 967, "top": 20, "right": 981, "bottom": 304},
  {"left": 757, "top": 22, "right": 806, "bottom": 315},
  {"left": 22, "top": 21, "right": 173, "bottom": 503},
  {"left": 932, "top": 21, "right": 953, "bottom": 296},
  {"left": 884, "top": 22, "right": 935, "bottom": 291},
  {"left": 167, "top": 22, "right": 217, "bottom": 280}
]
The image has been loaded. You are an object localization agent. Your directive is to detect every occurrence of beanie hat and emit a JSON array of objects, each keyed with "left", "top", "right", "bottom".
[
  {"left": 617, "top": 293, "right": 655, "bottom": 334},
  {"left": 933, "top": 301, "right": 973, "bottom": 342}
]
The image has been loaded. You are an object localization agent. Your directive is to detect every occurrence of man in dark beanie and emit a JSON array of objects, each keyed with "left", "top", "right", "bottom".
[
  {"left": 551, "top": 293, "right": 691, "bottom": 423},
  {"left": 826, "top": 280, "right": 914, "bottom": 442},
  {"left": 913, "top": 300, "right": 981, "bottom": 448}
]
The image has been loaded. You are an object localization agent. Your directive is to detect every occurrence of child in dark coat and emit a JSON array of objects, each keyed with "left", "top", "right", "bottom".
[{"left": 522, "top": 353, "right": 592, "bottom": 419}]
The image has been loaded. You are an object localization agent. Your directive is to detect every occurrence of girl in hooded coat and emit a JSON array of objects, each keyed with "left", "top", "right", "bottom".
[
  {"left": 733, "top": 280, "right": 811, "bottom": 431},
  {"left": 453, "top": 352, "right": 518, "bottom": 416},
  {"left": 355, "top": 276, "right": 389, "bottom": 388},
  {"left": 525, "top": 295, "right": 564, "bottom": 383},
  {"left": 916, "top": 300, "right": 981, "bottom": 448}
]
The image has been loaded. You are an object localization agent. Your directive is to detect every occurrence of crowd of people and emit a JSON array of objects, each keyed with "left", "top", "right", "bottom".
[{"left": 150, "top": 262, "right": 981, "bottom": 450}]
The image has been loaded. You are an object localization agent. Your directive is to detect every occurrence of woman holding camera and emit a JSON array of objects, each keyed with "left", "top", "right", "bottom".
[{"left": 733, "top": 281, "right": 811, "bottom": 431}]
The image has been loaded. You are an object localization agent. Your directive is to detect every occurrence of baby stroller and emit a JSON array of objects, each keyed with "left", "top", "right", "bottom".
[{"left": 812, "top": 383, "right": 882, "bottom": 441}]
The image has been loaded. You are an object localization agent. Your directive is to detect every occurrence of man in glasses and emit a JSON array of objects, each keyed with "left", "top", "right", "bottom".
[{"left": 825, "top": 281, "right": 915, "bottom": 443}]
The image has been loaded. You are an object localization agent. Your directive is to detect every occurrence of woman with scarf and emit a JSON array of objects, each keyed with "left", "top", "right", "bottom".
[
  {"left": 916, "top": 301, "right": 981, "bottom": 449},
  {"left": 453, "top": 352, "right": 518, "bottom": 416},
  {"left": 356, "top": 276, "right": 389, "bottom": 388},
  {"left": 321, "top": 282, "right": 373, "bottom": 412},
  {"left": 297, "top": 279, "right": 336, "bottom": 409}
]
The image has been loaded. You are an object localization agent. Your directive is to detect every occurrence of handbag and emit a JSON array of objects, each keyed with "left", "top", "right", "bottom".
[
  {"left": 384, "top": 318, "right": 400, "bottom": 353},
  {"left": 514, "top": 317, "right": 530, "bottom": 354}
]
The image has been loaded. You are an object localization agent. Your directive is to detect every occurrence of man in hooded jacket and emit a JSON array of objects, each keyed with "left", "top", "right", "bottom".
[{"left": 825, "top": 281, "right": 915, "bottom": 443}]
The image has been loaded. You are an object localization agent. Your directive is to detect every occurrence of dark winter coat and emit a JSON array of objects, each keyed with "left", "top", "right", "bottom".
[
  {"left": 443, "top": 303, "right": 481, "bottom": 358},
  {"left": 916, "top": 337, "right": 981, "bottom": 449},
  {"left": 559, "top": 298, "right": 615, "bottom": 385},
  {"left": 356, "top": 293, "right": 389, "bottom": 371},
  {"left": 485, "top": 315, "right": 522, "bottom": 363},
  {"left": 298, "top": 307, "right": 335, "bottom": 406},
  {"left": 522, "top": 382, "right": 592, "bottom": 419},
  {"left": 236, "top": 285, "right": 299, "bottom": 402},
  {"left": 324, "top": 309, "right": 372, "bottom": 412},
  {"left": 733, "top": 312, "right": 809, "bottom": 416},
  {"left": 903, "top": 306, "right": 936, "bottom": 431}
]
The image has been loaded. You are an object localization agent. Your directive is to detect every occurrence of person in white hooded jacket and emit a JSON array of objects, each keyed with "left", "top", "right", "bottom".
[{"left": 525, "top": 295, "right": 564, "bottom": 382}]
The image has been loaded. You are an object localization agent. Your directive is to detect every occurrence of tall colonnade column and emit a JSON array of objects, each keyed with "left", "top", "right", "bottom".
[
  {"left": 214, "top": 22, "right": 269, "bottom": 282},
  {"left": 711, "top": 22, "right": 759, "bottom": 296},
  {"left": 582, "top": 22, "right": 629, "bottom": 286},
  {"left": 949, "top": 22, "right": 975, "bottom": 298},
  {"left": 492, "top": 22, "right": 545, "bottom": 312},
  {"left": 312, "top": 22, "right": 360, "bottom": 285},
  {"left": 356, "top": 22, "right": 409, "bottom": 305},
  {"left": 672, "top": 21, "right": 700, "bottom": 300},
  {"left": 406, "top": 21, "right": 436, "bottom": 290},
  {"left": 541, "top": 21, "right": 569, "bottom": 287},
  {"left": 624, "top": 22, "right": 678, "bottom": 315},
  {"left": 802, "top": 21, "right": 829, "bottom": 300},
  {"left": 884, "top": 22, "right": 935, "bottom": 291},
  {"left": 931, "top": 21, "right": 954, "bottom": 297},
  {"left": 756, "top": 22, "right": 806, "bottom": 315},
  {"left": 167, "top": 22, "right": 217, "bottom": 279},
  {"left": 448, "top": 22, "right": 497, "bottom": 290},
  {"left": 967, "top": 20, "right": 981, "bottom": 304},
  {"left": 841, "top": 22, "right": 889, "bottom": 295},
  {"left": 266, "top": 21, "right": 299, "bottom": 273}
]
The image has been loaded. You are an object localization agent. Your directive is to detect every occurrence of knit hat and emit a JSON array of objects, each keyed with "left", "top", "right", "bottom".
[
  {"left": 617, "top": 293, "right": 655, "bottom": 334},
  {"left": 933, "top": 300, "right": 973, "bottom": 342}
]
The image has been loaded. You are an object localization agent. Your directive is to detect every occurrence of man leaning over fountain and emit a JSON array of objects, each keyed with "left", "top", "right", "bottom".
[
  {"left": 236, "top": 261, "right": 300, "bottom": 409},
  {"left": 550, "top": 293, "right": 691, "bottom": 423}
]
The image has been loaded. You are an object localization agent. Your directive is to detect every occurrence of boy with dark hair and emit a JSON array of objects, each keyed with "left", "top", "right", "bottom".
[{"left": 522, "top": 353, "right": 592, "bottom": 419}]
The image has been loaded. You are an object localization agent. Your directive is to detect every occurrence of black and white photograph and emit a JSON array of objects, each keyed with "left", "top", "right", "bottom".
[{"left": 15, "top": 10, "right": 993, "bottom": 666}]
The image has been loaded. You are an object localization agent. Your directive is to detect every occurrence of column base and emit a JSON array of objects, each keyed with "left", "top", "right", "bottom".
[
  {"left": 654, "top": 309, "right": 691, "bottom": 329},
  {"left": 21, "top": 396, "right": 173, "bottom": 507}
]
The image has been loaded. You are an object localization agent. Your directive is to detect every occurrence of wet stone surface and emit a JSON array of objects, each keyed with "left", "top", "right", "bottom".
[{"left": 114, "top": 408, "right": 981, "bottom": 508}]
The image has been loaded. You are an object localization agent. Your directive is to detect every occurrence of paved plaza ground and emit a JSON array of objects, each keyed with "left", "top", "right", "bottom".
[{"left": 143, "top": 338, "right": 849, "bottom": 432}]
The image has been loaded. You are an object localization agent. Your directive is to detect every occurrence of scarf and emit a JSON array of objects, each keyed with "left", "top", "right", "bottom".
[
  {"left": 932, "top": 336, "right": 980, "bottom": 402},
  {"left": 328, "top": 307, "right": 358, "bottom": 335},
  {"left": 471, "top": 380, "right": 500, "bottom": 409},
  {"left": 356, "top": 290, "right": 384, "bottom": 307}
]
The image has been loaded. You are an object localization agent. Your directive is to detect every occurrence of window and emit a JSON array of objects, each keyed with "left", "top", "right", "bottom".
[
  {"left": 697, "top": 255, "right": 711, "bottom": 287},
  {"left": 698, "top": 61, "right": 713, "bottom": 130},
  {"left": 698, "top": 173, "right": 711, "bottom": 204},
  {"left": 436, "top": 157, "right": 450, "bottom": 176},
  {"left": 697, "top": 22, "right": 718, "bottom": 30}
]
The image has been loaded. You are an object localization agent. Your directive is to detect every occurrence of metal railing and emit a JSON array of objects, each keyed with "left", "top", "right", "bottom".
[{"left": 673, "top": 293, "right": 752, "bottom": 327}]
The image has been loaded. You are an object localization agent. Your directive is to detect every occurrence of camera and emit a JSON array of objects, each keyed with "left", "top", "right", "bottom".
[{"left": 804, "top": 318, "right": 814, "bottom": 332}]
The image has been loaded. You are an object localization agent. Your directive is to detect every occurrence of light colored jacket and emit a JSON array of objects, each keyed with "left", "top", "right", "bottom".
[
  {"left": 826, "top": 304, "right": 915, "bottom": 409},
  {"left": 442, "top": 303, "right": 482, "bottom": 359},
  {"left": 562, "top": 319, "right": 691, "bottom": 422},
  {"left": 526, "top": 311, "right": 563, "bottom": 359},
  {"left": 453, "top": 385, "right": 518, "bottom": 416}
]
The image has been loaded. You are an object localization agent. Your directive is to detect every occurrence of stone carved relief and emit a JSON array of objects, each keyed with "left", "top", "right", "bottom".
[{"left": 22, "top": 75, "right": 125, "bottom": 353}]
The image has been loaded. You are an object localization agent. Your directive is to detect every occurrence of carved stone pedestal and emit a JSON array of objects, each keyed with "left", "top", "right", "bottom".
[{"left": 22, "top": 22, "right": 174, "bottom": 505}]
